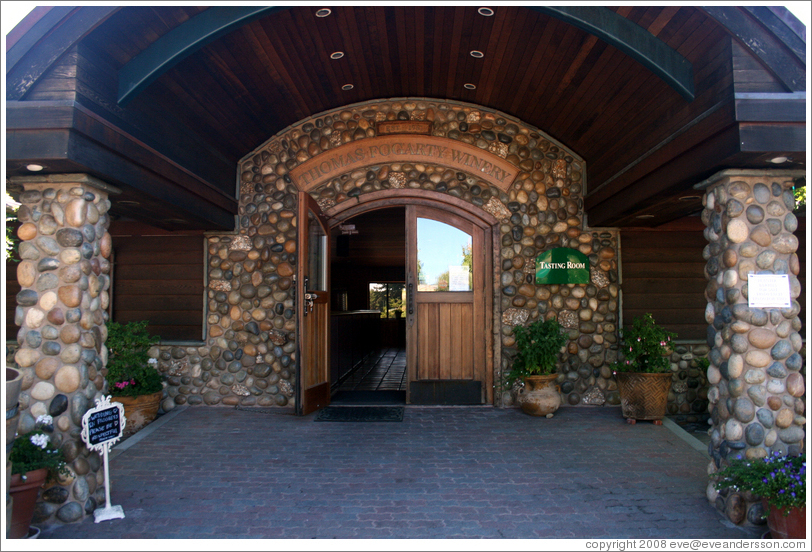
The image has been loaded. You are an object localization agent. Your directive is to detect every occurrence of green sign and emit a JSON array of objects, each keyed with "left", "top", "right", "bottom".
[{"left": 535, "top": 248, "right": 590, "bottom": 284}]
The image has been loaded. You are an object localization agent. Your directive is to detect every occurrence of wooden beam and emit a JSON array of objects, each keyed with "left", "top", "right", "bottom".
[
  {"left": 531, "top": 6, "right": 695, "bottom": 101},
  {"left": 5, "top": 126, "right": 235, "bottom": 230},
  {"left": 66, "top": 131, "right": 236, "bottom": 229},
  {"left": 6, "top": 101, "right": 238, "bottom": 212},
  {"left": 6, "top": 7, "right": 74, "bottom": 68},
  {"left": 586, "top": 124, "right": 742, "bottom": 227},
  {"left": 701, "top": 6, "right": 805, "bottom": 92},
  {"left": 739, "top": 122, "right": 807, "bottom": 153},
  {"left": 735, "top": 92, "right": 807, "bottom": 122},
  {"left": 586, "top": 100, "right": 736, "bottom": 208},
  {"left": 6, "top": 6, "right": 119, "bottom": 101},
  {"left": 117, "top": 6, "right": 285, "bottom": 106}
]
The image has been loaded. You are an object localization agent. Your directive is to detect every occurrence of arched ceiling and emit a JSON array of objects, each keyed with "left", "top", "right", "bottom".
[{"left": 5, "top": 5, "right": 806, "bottom": 230}]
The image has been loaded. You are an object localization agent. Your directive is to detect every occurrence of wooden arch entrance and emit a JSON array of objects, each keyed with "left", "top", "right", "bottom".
[{"left": 319, "top": 190, "right": 498, "bottom": 407}]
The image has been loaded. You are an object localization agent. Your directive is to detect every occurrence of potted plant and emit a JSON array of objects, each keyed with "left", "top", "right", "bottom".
[
  {"left": 8, "top": 416, "right": 69, "bottom": 538},
  {"left": 505, "top": 317, "right": 568, "bottom": 417},
  {"left": 713, "top": 452, "right": 806, "bottom": 539},
  {"left": 104, "top": 321, "right": 163, "bottom": 436},
  {"left": 611, "top": 313, "right": 676, "bottom": 424}
]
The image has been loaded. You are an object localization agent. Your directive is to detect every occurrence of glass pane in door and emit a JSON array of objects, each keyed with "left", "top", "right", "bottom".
[
  {"left": 416, "top": 218, "right": 473, "bottom": 292},
  {"left": 307, "top": 212, "right": 327, "bottom": 291}
]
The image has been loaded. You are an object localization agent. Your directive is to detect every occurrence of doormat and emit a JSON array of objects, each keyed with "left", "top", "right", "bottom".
[{"left": 314, "top": 406, "right": 404, "bottom": 422}]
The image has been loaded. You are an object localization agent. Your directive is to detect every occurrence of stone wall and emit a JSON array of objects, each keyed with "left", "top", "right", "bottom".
[
  {"left": 8, "top": 175, "right": 114, "bottom": 526},
  {"left": 699, "top": 170, "right": 805, "bottom": 526}
]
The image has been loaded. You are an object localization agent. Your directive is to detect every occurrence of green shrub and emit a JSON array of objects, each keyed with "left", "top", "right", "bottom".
[
  {"left": 504, "top": 317, "right": 568, "bottom": 386},
  {"left": 105, "top": 321, "right": 162, "bottom": 397},
  {"left": 612, "top": 313, "right": 676, "bottom": 373}
]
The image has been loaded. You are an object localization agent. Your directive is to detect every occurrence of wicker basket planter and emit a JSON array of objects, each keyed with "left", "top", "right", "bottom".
[
  {"left": 616, "top": 372, "right": 672, "bottom": 423},
  {"left": 112, "top": 390, "right": 163, "bottom": 437}
]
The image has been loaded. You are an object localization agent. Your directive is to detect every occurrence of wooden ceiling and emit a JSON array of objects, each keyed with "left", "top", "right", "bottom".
[{"left": 5, "top": 5, "right": 806, "bottom": 230}]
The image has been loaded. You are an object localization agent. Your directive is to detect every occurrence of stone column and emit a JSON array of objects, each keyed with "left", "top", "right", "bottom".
[
  {"left": 698, "top": 169, "right": 805, "bottom": 526},
  {"left": 9, "top": 174, "right": 118, "bottom": 526}
]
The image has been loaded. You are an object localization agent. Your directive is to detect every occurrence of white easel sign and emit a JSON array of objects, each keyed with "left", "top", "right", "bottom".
[
  {"left": 81, "top": 396, "right": 126, "bottom": 523},
  {"left": 748, "top": 274, "right": 791, "bottom": 308}
]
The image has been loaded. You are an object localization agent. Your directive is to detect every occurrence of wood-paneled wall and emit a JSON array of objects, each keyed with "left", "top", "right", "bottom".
[
  {"left": 620, "top": 215, "right": 806, "bottom": 342},
  {"left": 109, "top": 222, "right": 204, "bottom": 342},
  {"left": 620, "top": 220, "right": 709, "bottom": 341}
]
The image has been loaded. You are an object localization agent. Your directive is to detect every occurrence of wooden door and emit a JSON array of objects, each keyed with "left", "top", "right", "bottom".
[
  {"left": 296, "top": 193, "right": 331, "bottom": 415},
  {"left": 406, "top": 206, "right": 490, "bottom": 404}
]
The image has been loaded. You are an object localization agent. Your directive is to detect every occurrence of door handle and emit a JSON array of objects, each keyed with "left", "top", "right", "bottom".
[
  {"left": 304, "top": 292, "right": 316, "bottom": 315},
  {"left": 303, "top": 276, "right": 313, "bottom": 317}
]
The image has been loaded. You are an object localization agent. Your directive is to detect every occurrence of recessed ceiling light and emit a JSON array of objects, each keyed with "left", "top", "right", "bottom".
[
  {"left": 342, "top": 84, "right": 354, "bottom": 91},
  {"left": 330, "top": 51, "right": 345, "bottom": 60},
  {"left": 635, "top": 214, "right": 655, "bottom": 219},
  {"left": 470, "top": 50, "right": 484, "bottom": 58},
  {"left": 26, "top": 164, "right": 44, "bottom": 172},
  {"left": 769, "top": 156, "right": 788, "bottom": 164},
  {"left": 678, "top": 195, "right": 702, "bottom": 201},
  {"left": 478, "top": 7, "right": 494, "bottom": 17},
  {"left": 463, "top": 83, "right": 477, "bottom": 90},
  {"left": 315, "top": 8, "right": 331, "bottom": 18}
]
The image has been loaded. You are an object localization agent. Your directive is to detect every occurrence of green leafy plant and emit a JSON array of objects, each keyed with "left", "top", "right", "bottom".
[
  {"left": 5, "top": 192, "right": 19, "bottom": 263},
  {"left": 504, "top": 317, "right": 568, "bottom": 386},
  {"left": 713, "top": 453, "right": 806, "bottom": 514},
  {"left": 612, "top": 313, "right": 676, "bottom": 373},
  {"left": 793, "top": 185, "right": 805, "bottom": 212},
  {"left": 10, "top": 416, "right": 69, "bottom": 480},
  {"left": 105, "top": 321, "right": 162, "bottom": 397}
]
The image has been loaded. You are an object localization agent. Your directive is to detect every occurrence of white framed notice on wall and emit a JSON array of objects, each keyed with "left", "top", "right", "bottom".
[{"left": 747, "top": 274, "right": 791, "bottom": 308}]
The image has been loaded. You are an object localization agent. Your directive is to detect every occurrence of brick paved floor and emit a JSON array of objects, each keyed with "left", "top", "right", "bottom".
[{"left": 38, "top": 405, "right": 763, "bottom": 540}]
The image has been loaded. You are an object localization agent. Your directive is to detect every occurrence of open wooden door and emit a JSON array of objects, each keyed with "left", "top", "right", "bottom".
[
  {"left": 296, "top": 193, "right": 331, "bottom": 415},
  {"left": 406, "top": 205, "right": 490, "bottom": 404}
]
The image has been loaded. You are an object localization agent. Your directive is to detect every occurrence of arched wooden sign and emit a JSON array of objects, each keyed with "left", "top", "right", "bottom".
[{"left": 290, "top": 136, "right": 519, "bottom": 192}]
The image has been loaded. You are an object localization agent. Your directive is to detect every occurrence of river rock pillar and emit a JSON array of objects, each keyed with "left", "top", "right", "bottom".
[
  {"left": 9, "top": 174, "right": 119, "bottom": 527},
  {"left": 698, "top": 169, "right": 805, "bottom": 526}
]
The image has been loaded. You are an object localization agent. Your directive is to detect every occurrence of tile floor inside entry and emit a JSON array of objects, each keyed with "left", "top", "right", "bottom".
[{"left": 336, "top": 348, "right": 407, "bottom": 392}]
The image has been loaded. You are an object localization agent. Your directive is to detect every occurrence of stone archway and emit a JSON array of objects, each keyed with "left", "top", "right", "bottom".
[{"left": 157, "top": 98, "right": 622, "bottom": 413}]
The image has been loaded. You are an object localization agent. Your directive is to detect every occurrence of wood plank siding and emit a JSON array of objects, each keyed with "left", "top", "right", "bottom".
[
  {"left": 108, "top": 222, "right": 204, "bottom": 342},
  {"left": 620, "top": 215, "right": 806, "bottom": 341},
  {"left": 620, "top": 221, "right": 709, "bottom": 341}
]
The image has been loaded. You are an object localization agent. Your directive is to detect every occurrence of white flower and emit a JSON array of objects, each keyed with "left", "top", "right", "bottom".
[
  {"left": 148, "top": 358, "right": 158, "bottom": 366},
  {"left": 30, "top": 433, "right": 50, "bottom": 449},
  {"left": 36, "top": 414, "right": 53, "bottom": 426}
]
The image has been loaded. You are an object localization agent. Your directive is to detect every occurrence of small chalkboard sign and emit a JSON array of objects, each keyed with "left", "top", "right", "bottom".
[
  {"left": 81, "top": 396, "right": 125, "bottom": 451},
  {"left": 81, "top": 396, "right": 127, "bottom": 522},
  {"left": 86, "top": 406, "right": 122, "bottom": 446}
]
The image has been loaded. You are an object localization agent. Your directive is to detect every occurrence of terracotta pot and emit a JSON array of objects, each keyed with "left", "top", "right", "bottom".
[
  {"left": 112, "top": 390, "right": 163, "bottom": 436},
  {"left": 763, "top": 499, "right": 806, "bottom": 539},
  {"left": 6, "top": 367, "right": 23, "bottom": 450},
  {"left": 8, "top": 468, "right": 48, "bottom": 539},
  {"left": 616, "top": 371, "right": 672, "bottom": 421},
  {"left": 519, "top": 374, "right": 561, "bottom": 416},
  {"left": 6, "top": 367, "right": 23, "bottom": 412}
]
